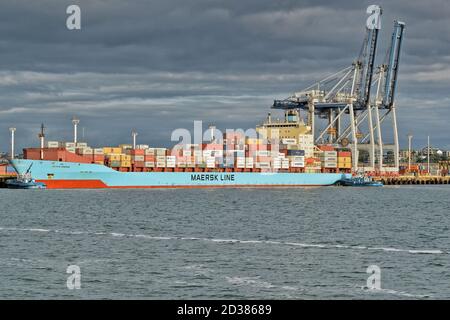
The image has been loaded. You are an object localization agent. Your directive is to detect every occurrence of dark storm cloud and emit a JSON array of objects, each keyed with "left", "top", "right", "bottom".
[{"left": 0, "top": 0, "right": 449, "bottom": 152}]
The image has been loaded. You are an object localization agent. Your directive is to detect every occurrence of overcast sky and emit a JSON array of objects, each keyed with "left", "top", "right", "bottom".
[{"left": 0, "top": 0, "right": 449, "bottom": 153}]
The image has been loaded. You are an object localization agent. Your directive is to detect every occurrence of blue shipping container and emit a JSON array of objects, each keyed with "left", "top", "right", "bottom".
[{"left": 287, "top": 150, "right": 305, "bottom": 156}]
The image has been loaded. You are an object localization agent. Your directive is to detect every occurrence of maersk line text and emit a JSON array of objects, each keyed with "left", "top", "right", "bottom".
[{"left": 191, "top": 174, "right": 235, "bottom": 181}]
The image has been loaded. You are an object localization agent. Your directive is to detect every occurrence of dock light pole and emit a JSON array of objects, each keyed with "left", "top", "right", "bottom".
[
  {"left": 132, "top": 130, "right": 138, "bottom": 149},
  {"left": 9, "top": 127, "right": 16, "bottom": 160},
  {"left": 209, "top": 125, "right": 216, "bottom": 142},
  {"left": 72, "top": 117, "right": 80, "bottom": 145},
  {"left": 38, "top": 123, "right": 45, "bottom": 160},
  {"left": 407, "top": 133, "right": 413, "bottom": 172}
]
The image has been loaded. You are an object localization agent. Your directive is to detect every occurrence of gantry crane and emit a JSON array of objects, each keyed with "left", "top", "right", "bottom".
[{"left": 272, "top": 6, "right": 405, "bottom": 173}]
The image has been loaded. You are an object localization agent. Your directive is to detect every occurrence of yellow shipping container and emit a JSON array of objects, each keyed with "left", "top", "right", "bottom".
[
  {"left": 120, "top": 161, "right": 131, "bottom": 167},
  {"left": 103, "top": 147, "right": 122, "bottom": 154},
  {"left": 107, "top": 154, "right": 122, "bottom": 161},
  {"left": 245, "top": 138, "right": 263, "bottom": 145},
  {"left": 121, "top": 154, "right": 131, "bottom": 161}
]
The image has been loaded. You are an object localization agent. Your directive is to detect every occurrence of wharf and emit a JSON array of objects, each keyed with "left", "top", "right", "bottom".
[
  {"left": 373, "top": 175, "right": 450, "bottom": 185},
  {"left": 0, "top": 174, "right": 16, "bottom": 188}
]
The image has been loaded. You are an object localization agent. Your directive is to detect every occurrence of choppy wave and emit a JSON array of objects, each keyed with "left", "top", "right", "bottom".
[
  {"left": 362, "top": 287, "right": 431, "bottom": 299},
  {"left": 0, "top": 226, "right": 446, "bottom": 255}
]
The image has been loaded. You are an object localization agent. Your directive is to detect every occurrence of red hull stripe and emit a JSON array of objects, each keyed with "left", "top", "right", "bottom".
[
  {"left": 36, "top": 179, "right": 108, "bottom": 189},
  {"left": 36, "top": 179, "right": 327, "bottom": 189}
]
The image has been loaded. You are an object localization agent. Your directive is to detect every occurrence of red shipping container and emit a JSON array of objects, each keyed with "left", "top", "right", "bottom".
[
  {"left": 134, "top": 161, "right": 145, "bottom": 168},
  {"left": 93, "top": 155, "right": 105, "bottom": 162},
  {"left": 202, "top": 143, "right": 223, "bottom": 151},
  {"left": 337, "top": 151, "right": 351, "bottom": 157}
]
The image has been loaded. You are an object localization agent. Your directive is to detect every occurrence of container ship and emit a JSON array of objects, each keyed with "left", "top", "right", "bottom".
[{"left": 10, "top": 110, "right": 352, "bottom": 189}]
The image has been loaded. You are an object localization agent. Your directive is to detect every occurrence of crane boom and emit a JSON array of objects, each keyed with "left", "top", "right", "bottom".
[{"left": 383, "top": 21, "right": 405, "bottom": 108}]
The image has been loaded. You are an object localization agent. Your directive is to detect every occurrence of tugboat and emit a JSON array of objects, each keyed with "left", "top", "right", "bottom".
[
  {"left": 5, "top": 163, "right": 46, "bottom": 189},
  {"left": 339, "top": 175, "right": 383, "bottom": 187}
]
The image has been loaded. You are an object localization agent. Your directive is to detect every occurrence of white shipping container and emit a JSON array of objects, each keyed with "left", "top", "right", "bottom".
[
  {"left": 166, "top": 156, "right": 176, "bottom": 161},
  {"left": 65, "top": 142, "right": 75, "bottom": 148},
  {"left": 145, "top": 148, "right": 155, "bottom": 155},
  {"left": 136, "top": 144, "right": 149, "bottom": 150},
  {"left": 323, "top": 162, "right": 337, "bottom": 168},
  {"left": 257, "top": 162, "right": 271, "bottom": 168},
  {"left": 76, "top": 142, "right": 88, "bottom": 148},
  {"left": 79, "top": 148, "right": 93, "bottom": 155},
  {"left": 282, "top": 138, "right": 297, "bottom": 145},
  {"left": 183, "top": 150, "right": 192, "bottom": 156},
  {"left": 207, "top": 163, "right": 216, "bottom": 168},
  {"left": 144, "top": 162, "right": 155, "bottom": 167},
  {"left": 66, "top": 147, "right": 76, "bottom": 153},
  {"left": 94, "top": 148, "right": 104, "bottom": 155},
  {"left": 236, "top": 163, "right": 246, "bottom": 168},
  {"left": 245, "top": 164, "right": 254, "bottom": 168},
  {"left": 156, "top": 162, "right": 166, "bottom": 167},
  {"left": 133, "top": 155, "right": 145, "bottom": 161},
  {"left": 291, "top": 162, "right": 305, "bottom": 168},
  {"left": 156, "top": 156, "right": 166, "bottom": 161},
  {"left": 324, "top": 151, "right": 337, "bottom": 157},
  {"left": 322, "top": 156, "right": 337, "bottom": 162},
  {"left": 166, "top": 163, "right": 176, "bottom": 168},
  {"left": 156, "top": 148, "right": 167, "bottom": 155},
  {"left": 46, "top": 141, "right": 60, "bottom": 148}
]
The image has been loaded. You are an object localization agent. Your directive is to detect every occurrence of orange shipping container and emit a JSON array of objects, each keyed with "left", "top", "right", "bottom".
[
  {"left": 128, "top": 149, "right": 145, "bottom": 156},
  {"left": 318, "top": 145, "right": 335, "bottom": 151}
]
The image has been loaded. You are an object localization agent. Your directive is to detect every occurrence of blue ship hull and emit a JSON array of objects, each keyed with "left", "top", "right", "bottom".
[{"left": 10, "top": 159, "right": 351, "bottom": 189}]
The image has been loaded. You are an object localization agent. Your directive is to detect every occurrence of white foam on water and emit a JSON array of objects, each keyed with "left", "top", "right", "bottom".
[
  {"left": 180, "top": 237, "right": 202, "bottom": 240},
  {"left": 284, "top": 242, "right": 326, "bottom": 248},
  {"left": 110, "top": 233, "right": 126, "bottom": 237},
  {"left": 134, "top": 234, "right": 174, "bottom": 240},
  {"left": 0, "top": 226, "right": 445, "bottom": 256},
  {"left": 363, "top": 287, "right": 431, "bottom": 299},
  {"left": 238, "top": 240, "right": 263, "bottom": 244},
  {"left": 65, "top": 231, "right": 87, "bottom": 235},
  {"left": 334, "top": 245, "right": 350, "bottom": 249},
  {"left": 225, "top": 276, "right": 276, "bottom": 289},
  {"left": 208, "top": 238, "right": 240, "bottom": 243},
  {"left": 408, "top": 249, "right": 442, "bottom": 254},
  {"left": 21, "top": 228, "right": 50, "bottom": 232},
  {"left": 368, "top": 247, "right": 404, "bottom": 252},
  {"left": 264, "top": 241, "right": 282, "bottom": 245}
]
